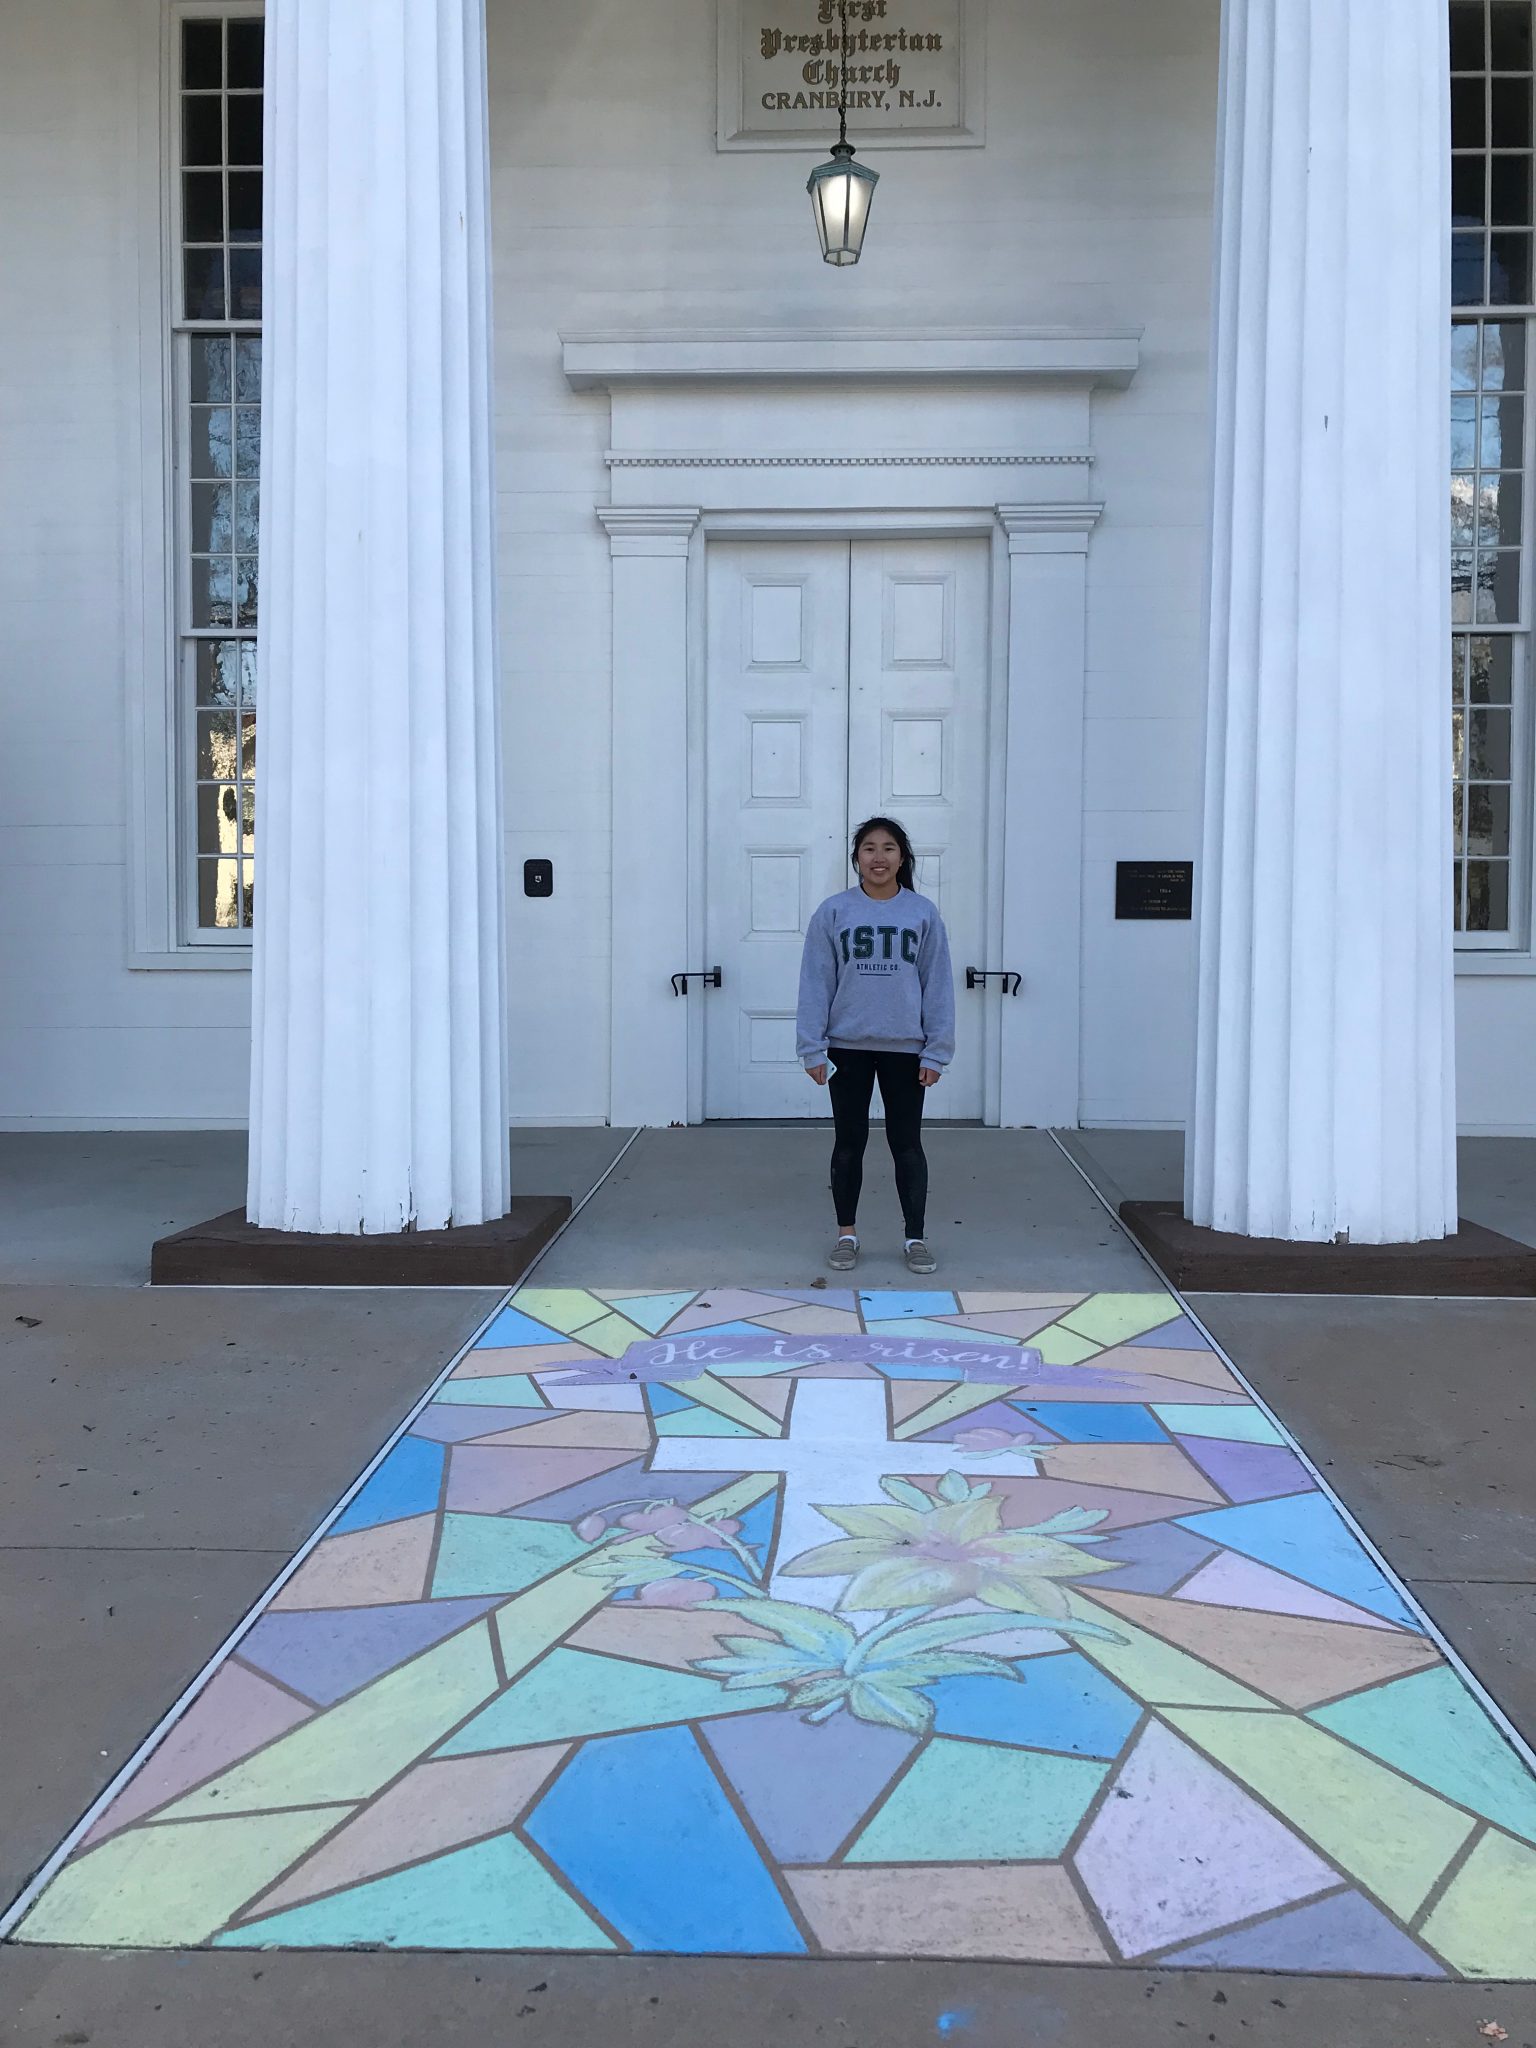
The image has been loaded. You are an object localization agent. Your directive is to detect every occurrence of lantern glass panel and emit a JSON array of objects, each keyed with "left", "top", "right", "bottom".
[{"left": 808, "top": 155, "right": 878, "bottom": 265}]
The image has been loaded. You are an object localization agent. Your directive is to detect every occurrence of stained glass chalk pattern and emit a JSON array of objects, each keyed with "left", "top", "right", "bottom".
[{"left": 13, "top": 1286, "right": 1536, "bottom": 1978}]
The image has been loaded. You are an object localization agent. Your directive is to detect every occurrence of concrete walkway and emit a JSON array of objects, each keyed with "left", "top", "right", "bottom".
[
  {"left": 533, "top": 1127, "right": 1149, "bottom": 1292},
  {"left": 0, "top": 1127, "right": 632, "bottom": 1287},
  {"left": 2, "top": 1130, "right": 1535, "bottom": 2044},
  {"left": 1066, "top": 1126, "right": 1536, "bottom": 1253}
]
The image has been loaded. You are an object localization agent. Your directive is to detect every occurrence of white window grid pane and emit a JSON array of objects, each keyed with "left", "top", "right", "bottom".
[
  {"left": 1453, "top": 0, "right": 1535, "bottom": 309},
  {"left": 1451, "top": 321, "right": 1526, "bottom": 631},
  {"left": 1451, "top": 629, "right": 1526, "bottom": 938},
  {"left": 1449, "top": 317, "right": 1530, "bottom": 944},
  {"left": 190, "top": 641, "right": 257, "bottom": 933},
  {"left": 173, "top": 6, "right": 262, "bottom": 943},
  {"left": 1452, "top": 3, "right": 1536, "bottom": 946}
]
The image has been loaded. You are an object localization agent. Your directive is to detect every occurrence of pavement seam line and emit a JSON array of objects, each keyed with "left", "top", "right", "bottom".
[
  {"left": 0, "top": 1545, "right": 296, "bottom": 1556},
  {"left": 510, "top": 1128, "right": 645, "bottom": 1289}
]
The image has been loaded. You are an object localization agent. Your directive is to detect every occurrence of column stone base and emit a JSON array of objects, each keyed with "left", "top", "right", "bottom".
[
  {"left": 150, "top": 1197, "right": 569, "bottom": 1288},
  {"left": 1120, "top": 1202, "right": 1536, "bottom": 1298}
]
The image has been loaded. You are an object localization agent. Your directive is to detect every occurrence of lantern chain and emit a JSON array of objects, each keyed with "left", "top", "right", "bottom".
[{"left": 838, "top": 0, "right": 849, "bottom": 153}]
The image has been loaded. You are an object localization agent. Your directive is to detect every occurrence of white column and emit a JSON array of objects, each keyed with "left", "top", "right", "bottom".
[
  {"left": 1187, "top": 0, "right": 1456, "bottom": 1244},
  {"left": 997, "top": 504, "right": 1101, "bottom": 1129},
  {"left": 248, "top": 0, "right": 509, "bottom": 1233},
  {"left": 599, "top": 508, "right": 701, "bottom": 1129}
]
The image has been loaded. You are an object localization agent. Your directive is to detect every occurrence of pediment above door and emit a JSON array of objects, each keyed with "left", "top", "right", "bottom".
[
  {"left": 562, "top": 327, "right": 1140, "bottom": 389},
  {"left": 562, "top": 327, "right": 1140, "bottom": 516}
]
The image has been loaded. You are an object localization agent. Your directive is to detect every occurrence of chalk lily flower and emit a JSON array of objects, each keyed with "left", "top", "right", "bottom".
[{"left": 780, "top": 1472, "right": 1120, "bottom": 1618}]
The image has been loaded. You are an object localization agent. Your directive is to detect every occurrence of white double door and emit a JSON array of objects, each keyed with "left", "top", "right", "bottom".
[{"left": 704, "top": 538, "right": 989, "bottom": 1120}]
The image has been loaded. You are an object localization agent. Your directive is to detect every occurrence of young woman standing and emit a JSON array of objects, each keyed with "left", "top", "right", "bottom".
[{"left": 796, "top": 816, "right": 955, "bottom": 1274}]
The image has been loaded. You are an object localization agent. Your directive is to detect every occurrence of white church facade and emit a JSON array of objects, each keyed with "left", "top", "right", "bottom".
[{"left": 0, "top": 0, "right": 1527, "bottom": 1242}]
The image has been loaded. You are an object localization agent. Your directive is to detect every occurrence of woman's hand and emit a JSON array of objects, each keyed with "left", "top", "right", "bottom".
[
  {"left": 919, "top": 1067, "right": 941, "bottom": 1088},
  {"left": 807, "top": 1064, "right": 828, "bottom": 1086}
]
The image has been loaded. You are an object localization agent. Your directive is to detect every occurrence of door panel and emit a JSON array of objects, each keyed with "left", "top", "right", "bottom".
[
  {"left": 848, "top": 540, "right": 989, "bottom": 1120},
  {"left": 704, "top": 542, "right": 851, "bottom": 1118},
  {"left": 704, "top": 537, "right": 989, "bottom": 1121}
]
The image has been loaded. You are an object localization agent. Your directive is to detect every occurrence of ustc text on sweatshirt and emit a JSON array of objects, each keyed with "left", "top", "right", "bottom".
[{"left": 795, "top": 886, "right": 956, "bottom": 1069}]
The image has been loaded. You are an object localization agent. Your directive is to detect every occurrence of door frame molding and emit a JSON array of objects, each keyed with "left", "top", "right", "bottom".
[
  {"left": 603, "top": 499, "right": 1102, "bottom": 1131},
  {"left": 693, "top": 520, "right": 1005, "bottom": 1128},
  {"left": 573, "top": 329, "right": 1140, "bottom": 1129}
]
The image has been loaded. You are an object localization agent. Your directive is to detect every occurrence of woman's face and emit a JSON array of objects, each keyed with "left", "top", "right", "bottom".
[{"left": 855, "top": 831, "right": 903, "bottom": 889}]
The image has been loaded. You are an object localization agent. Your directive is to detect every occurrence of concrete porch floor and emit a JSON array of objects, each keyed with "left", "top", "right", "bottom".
[{"left": 1, "top": 1128, "right": 1534, "bottom": 2043}]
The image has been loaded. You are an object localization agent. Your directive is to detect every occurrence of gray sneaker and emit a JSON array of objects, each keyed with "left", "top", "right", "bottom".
[
  {"left": 828, "top": 1234, "right": 859, "bottom": 1271},
  {"left": 904, "top": 1239, "right": 937, "bottom": 1275}
]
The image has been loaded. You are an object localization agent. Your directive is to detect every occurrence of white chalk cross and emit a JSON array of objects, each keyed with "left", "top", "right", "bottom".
[{"left": 649, "top": 1377, "right": 1038, "bottom": 1610}]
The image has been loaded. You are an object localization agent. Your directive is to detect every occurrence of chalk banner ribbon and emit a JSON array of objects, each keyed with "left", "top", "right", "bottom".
[{"left": 547, "top": 1333, "right": 1134, "bottom": 1389}]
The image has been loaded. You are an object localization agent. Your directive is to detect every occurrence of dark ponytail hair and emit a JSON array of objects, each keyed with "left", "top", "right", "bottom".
[{"left": 851, "top": 815, "right": 917, "bottom": 893}]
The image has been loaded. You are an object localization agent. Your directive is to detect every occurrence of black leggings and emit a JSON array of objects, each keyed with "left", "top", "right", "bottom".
[{"left": 828, "top": 1048, "right": 928, "bottom": 1240}]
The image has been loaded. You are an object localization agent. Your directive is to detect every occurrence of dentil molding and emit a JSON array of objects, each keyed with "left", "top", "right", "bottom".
[{"left": 605, "top": 450, "right": 1095, "bottom": 470}]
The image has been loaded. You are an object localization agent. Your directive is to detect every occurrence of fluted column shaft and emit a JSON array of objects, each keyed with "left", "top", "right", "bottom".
[
  {"left": 1187, "top": 0, "right": 1457, "bottom": 1244},
  {"left": 248, "top": 0, "right": 509, "bottom": 1232}
]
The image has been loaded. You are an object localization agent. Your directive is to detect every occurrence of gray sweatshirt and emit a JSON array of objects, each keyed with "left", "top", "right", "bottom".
[{"left": 796, "top": 886, "right": 956, "bottom": 1069}]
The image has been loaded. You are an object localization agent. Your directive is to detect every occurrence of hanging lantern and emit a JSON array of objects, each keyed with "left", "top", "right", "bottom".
[
  {"left": 808, "top": 141, "right": 879, "bottom": 266},
  {"left": 807, "top": 0, "right": 878, "bottom": 265}
]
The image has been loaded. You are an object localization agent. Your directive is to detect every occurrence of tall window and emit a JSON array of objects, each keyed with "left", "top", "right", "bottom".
[
  {"left": 175, "top": 9, "right": 263, "bottom": 939},
  {"left": 1451, "top": 0, "right": 1533, "bottom": 944}
]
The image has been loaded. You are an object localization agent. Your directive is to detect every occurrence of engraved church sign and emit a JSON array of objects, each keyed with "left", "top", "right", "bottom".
[{"left": 718, "top": 0, "right": 985, "bottom": 150}]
